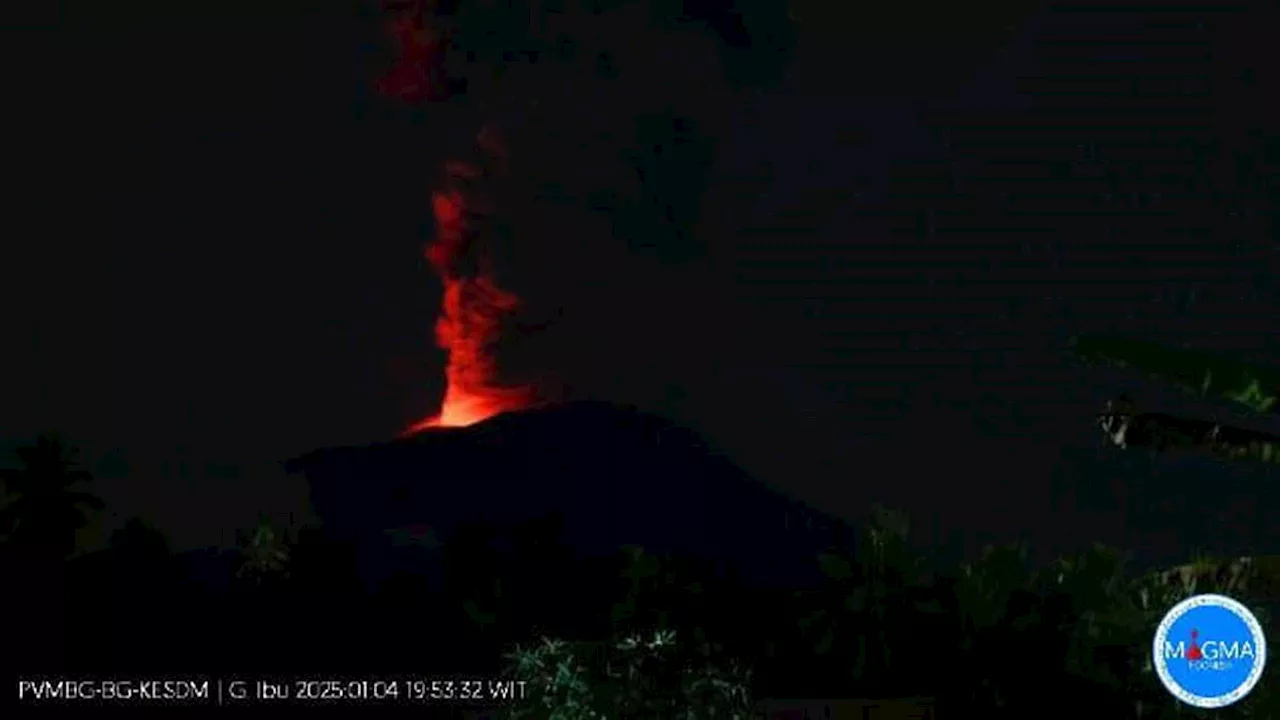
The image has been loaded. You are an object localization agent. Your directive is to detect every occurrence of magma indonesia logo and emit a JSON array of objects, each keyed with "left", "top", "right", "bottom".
[{"left": 1153, "top": 593, "right": 1268, "bottom": 709}]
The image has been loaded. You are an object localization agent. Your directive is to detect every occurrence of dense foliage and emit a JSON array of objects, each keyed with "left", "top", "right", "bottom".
[
  {"left": 4, "top": 439, "right": 1276, "bottom": 717},
  {"left": 495, "top": 509, "right": 1278, "bottom": 719}
]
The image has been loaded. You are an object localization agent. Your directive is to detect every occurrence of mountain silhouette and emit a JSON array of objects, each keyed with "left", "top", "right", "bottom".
[{"left": 287, "top": 401, "right": 837, "bottom": 589}]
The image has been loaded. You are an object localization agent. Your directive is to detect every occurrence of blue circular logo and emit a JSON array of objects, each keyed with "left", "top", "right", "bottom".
[{"left": 1152, "top": 593, "right": 1267, "bottom": 708}]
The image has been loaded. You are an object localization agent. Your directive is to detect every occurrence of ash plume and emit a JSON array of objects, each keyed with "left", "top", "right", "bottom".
[{"left": 374, "top": 0, "right": 787, "bottom": 431}]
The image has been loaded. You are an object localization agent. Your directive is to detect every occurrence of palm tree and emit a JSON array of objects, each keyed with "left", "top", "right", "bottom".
[
  {"left": 0, "top": 434, "right": 105, "bottom": 559},
  {"left": 236, "top": 516, "right": 291, "bottom": 585}
]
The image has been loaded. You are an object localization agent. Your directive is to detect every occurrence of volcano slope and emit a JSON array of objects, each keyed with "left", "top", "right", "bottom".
[{"left": 288, "top": 401, "right": 836, "bottom": 592}]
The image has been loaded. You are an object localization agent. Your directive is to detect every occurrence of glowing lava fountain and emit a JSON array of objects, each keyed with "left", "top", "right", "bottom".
[
  {"left": 404, "top": 159, "right": 536, "bottom": 433},
  {"left": 374, "top": 2, "right": 537, "bottom": 433}
]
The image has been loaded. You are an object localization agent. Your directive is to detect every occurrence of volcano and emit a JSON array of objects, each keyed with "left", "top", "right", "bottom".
[{"left": 287, "top": 401, "right": 837, "bottom": 589}]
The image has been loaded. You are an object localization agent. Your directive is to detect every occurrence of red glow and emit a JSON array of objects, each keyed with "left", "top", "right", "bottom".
[
  {"left": 403, "top": 188, "right": 534, "bottom": 434},
  {"left": 375, "top": 0, "right": 444, "bottom": 102},
  {"left": 377, "top": 1, "right": 535, "bottom": 433}
]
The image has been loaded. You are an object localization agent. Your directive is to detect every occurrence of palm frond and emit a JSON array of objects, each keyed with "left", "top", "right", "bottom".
[
  {"left": 1075, "top": 334, "right": 1279, "bottom": 415},
  {"left": 1098, "top": 397, "right": 1280, "bottom": 465}
]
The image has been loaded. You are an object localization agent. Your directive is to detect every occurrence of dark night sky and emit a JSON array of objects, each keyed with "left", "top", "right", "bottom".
[{"left": 9, "top": 2, "right": 1278, "bottom": 558}]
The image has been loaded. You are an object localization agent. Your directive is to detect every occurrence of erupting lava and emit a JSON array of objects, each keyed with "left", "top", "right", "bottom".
[
  {"left": 377, "top": 0, "right": 536, "bottom": 433},
  {"left": 405, "top": 182, "right": 535, "bottom": 432}
]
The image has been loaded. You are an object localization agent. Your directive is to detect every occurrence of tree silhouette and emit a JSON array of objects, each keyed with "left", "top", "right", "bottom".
[
  {"left": 0, "top": 434, "right": 104, "bottom": 559},
  {"left": 235, "top": 515, "right": 292, "bottom": 585},
  {"left": 110, "top": 516, "right": 172, "bottom": 565}
]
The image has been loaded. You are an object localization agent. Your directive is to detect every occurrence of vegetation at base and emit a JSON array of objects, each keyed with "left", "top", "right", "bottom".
[
  {"left": 501, "top": 630, "right": 754, "bottom": 720},
  {"left": 0, "top": 434, "right": 103, "bottom": 558},
  {"left": 496, "top": 512, "right": 1278, "bottom": 719},
  {"left": 3, "top": 436, "right": 1277, "bottom": 718}
]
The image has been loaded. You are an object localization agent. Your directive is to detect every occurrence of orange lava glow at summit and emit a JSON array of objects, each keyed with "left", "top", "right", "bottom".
[
  {"left": 403, "top": 186, "right": 535, "bottom": 434},
  {"left": 378, "top": 0, "right": 535, "bottom": 433}
]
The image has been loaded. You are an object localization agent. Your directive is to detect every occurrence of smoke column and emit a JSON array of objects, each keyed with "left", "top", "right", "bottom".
[
  {"left": 407, "top": 151, "right": 536, "bottom": 431},
  {"left": 374, "top": 0, "right": 442, "bottom": 104},
  {"left": 377, "top": 1, "right": 535, "bottom": 431},
  {"left": 374, "top": 0, "right": 740, "bottom": 432}
]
